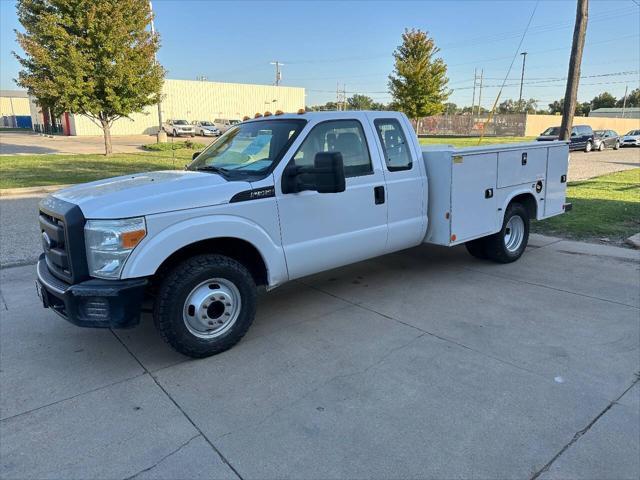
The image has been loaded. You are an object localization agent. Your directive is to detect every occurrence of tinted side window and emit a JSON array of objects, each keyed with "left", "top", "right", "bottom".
[
  {"left": 374, "top": 118, "right": 413, "bottom": 171},
  {"left": 293, "top": 120, "right": 373, "bottom": 177}
]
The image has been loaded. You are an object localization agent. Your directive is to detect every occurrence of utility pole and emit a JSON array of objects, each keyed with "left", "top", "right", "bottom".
[
  {"left": 621, "top": 84, "right": 629, "bottom": 117},
  {"left": 518, "top": 52, "right": 528, "bottom": 110},
  {"left": 149, "top": 1, "right": 166, "bottom": 143},
  {"left": 559, "top": 0, "right": 588, "bottom": 141},
  {"left": 270, "top": 61, "right": 284, "bottom": 86},
  {"left": 471, "top": 68, "right": 477, "bottom": 116},
  {"left": 477, "top": 69, "right": 484, "bottom": 116},
  {"left": 336, "top": 83, "right": 347, "bottom": 111}
]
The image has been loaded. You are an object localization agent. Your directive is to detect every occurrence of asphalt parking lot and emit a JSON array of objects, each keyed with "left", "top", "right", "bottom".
[{"left": 1, "top": 235, "right": 638, "bottom": 479}]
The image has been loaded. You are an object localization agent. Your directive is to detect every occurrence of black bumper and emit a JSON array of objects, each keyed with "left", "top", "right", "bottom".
[{"left": 36, "top": 255, "right": 148, "bottom": 328}]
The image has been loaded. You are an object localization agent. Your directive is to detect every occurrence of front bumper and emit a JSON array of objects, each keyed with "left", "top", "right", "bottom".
[{"left": 36, "top": 255, "right": 148, "bottom": 328}]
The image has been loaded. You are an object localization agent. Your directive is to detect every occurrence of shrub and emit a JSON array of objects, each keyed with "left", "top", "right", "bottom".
[{"left": 143, "top": 141, "right": 206, "bottom": 151}]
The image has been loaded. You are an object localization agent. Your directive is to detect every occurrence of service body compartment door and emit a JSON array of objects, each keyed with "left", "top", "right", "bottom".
[
  {"left": 544, "top": 144, "right": 570, "bottom": 217},
  {"left": 497, "top": 148, "right": 547, "bottom": 188},
  {"left": 451, "top": 153, "right": 498, "bottom": 243}
]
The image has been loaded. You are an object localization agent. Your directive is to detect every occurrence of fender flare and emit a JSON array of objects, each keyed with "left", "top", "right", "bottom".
[
  {"left": 499, "top": 188, "right": 540, "bottom": 223},
  {"left": 121, "top": 215, "right": 288, "bottom": 287}
]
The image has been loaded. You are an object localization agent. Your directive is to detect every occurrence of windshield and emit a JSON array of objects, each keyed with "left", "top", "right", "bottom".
[
  {"left": 541, "top": 127, "right": 560, "bottom": 136},
  {"left": 188, "top": 119, "right": 306, "bottom": 176},
  {"left": 174, "top": 120, "right": 188, "bottom": 125},
  {"left": 626, "top": 130, "right": 640, "bottom": 136},
  {"left": 201, "top": 121, "right": 214, "bottom": 126}
]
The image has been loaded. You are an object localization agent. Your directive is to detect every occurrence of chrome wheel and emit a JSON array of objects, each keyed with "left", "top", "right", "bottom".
[
  {"left": 183, "top": 278, "right": 242, "bottom": 339},
  {"left": 504, "top": 215, "right": 525, "bottom": 253}
]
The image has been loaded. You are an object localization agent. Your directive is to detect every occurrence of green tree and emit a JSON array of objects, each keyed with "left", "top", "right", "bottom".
[
  {"left": 443, "top": 102, "right": 458, "bottom": 114},
  {"left": 347, "top": 94, "right": 375, "bottom": 110},
  {"left": 591, "top": 92, "right": 617, "bottom": 110},
  {"left": 548, "top": 99, "right": 590, "bottom": 116},
  {"left": 14, "top": 0, "right": 165, "bottom": 155},
  {"left": 616, "top": 88, "right": 640, "bottom": 108},
  {"left": 497, "top": 98, "right": 538, "bottom": 114},
  {"left": 388, "top": 28, "right": 449, "bottom": 123}
]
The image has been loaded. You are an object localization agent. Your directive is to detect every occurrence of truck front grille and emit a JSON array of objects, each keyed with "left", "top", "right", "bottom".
[
  {"left": 39, "top": 211, "right": 72, "bottom": 281},
  {"left": 38, "top": 196, "right": 89, "bottom": 285}
]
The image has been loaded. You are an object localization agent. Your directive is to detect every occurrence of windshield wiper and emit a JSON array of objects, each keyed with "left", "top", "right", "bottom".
[{"left": 195, "top": 165, "right": 231, "bottom": 175}]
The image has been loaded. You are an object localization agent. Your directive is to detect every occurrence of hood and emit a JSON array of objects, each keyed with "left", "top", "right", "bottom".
[
  {"left": 623, "top": 134, "right": 640, "bottom": 140},
  {"left": 53, "top": 170, "right": 251, "bottom": 219}
]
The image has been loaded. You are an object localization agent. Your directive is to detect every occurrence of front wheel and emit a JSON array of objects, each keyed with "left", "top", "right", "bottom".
[
  {"left": 598, "top": 141, "right": 605, "bottom": 151},
  {"left": 172, "top": 129, "right": 178, "bottom": 137},
  {"left": 484, "top": 203, "right": 530, "bottom": 263},
  {"left": 585, "top": 140, "right": 593, "bottom": 152},
  {"left": 614, "top": 141, "right": 620, "bottom": 150},
  {"left": 154, "top": 254, "right": 257, "bottom": 358}
]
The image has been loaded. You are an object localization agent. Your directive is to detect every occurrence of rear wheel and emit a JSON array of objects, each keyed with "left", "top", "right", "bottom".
[
  {"left": 585, "top": 140, "right": 593, "bottom": 152},
  {"left": 465, "top": 238, "right": 488, "bottom": 259},
  {"left": 484, "top": 203, "right": 530, "bottom": 263},
  {"left": 154, "top": 254, "right": 256, "bottom": 358}
]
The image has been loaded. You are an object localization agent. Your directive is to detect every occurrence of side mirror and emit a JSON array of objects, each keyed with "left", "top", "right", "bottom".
[
  {"left": 282, "top": 152, "right": 346, "bottom": 194},
  {"left": 313, "top": 152, "right": 346, "bottom": 193},
  {"left": 192, "top": 151, "right": 201, "bottom": 161}
]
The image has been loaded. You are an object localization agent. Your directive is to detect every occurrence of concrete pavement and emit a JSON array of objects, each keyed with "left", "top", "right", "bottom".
[{"left": 1, "top": 237, "right": 638, "bottom": 479}]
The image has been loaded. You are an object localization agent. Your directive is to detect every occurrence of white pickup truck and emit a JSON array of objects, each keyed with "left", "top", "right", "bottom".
[{"left": 37, "top": 111, "right": 571, "bottom": 358}]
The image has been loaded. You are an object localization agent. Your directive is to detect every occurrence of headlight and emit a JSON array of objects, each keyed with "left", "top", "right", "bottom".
[{"left": 85, "top": 218, "right": 146, "bottom": 279}]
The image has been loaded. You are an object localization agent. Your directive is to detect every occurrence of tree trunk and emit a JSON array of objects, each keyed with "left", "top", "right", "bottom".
[{"left": 101, "top": 119, "right": 113, "bottom": 155}]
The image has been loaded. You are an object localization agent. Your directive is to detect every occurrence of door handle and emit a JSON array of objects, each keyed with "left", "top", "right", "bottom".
[{"left": 374, "top": 186, "right": 385, "bottom": 204}]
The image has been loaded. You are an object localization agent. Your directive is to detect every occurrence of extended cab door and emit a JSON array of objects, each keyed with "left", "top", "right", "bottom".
[
  {"left": 274, "top": 115, "right": 388, "bottom": 280},
  {"left": 367, "top": 112, "right": 426, "bottom": 252}
]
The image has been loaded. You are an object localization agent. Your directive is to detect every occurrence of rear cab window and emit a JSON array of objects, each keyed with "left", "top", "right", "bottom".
[{"left": 373, "top": 118, "right": 413, "bottom": 171}]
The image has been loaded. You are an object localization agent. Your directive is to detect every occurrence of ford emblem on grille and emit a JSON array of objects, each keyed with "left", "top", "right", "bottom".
[{"left": 42, "top": 231, "right": 52, "bottom": 251}]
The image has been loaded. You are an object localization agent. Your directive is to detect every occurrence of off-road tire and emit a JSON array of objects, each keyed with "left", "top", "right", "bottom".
[
  {"left": 484, "top": 203, "right": 530, "bottom": 264},
  {"left": 154, "top": 254, "right": 256, "bottom": 358},
  {"left": 465, "top": 238, "right": 489, "bottom": 259}
]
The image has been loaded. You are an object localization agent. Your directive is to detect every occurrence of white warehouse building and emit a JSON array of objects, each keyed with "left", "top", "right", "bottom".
[{"left": 30, "top": 79, "right": 305, "bottom": 136}]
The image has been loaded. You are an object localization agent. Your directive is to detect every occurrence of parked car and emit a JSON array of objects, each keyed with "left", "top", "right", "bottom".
[
  {"left": 213, "top": 118, "right": 241, "bottom": 133},
  {"left": 192, "top": 121, "right": 221, "bottom": 137},
  {"left": 163, "top": 119, "right": 195, "bottom": 137},
  {"left": 36, "top": 110, "right": 571, "bottom": 358},
  {"left": 621, "top": 129, "right": 640, "bottom": 147},
  {"left": 536, "top": 125, "right": 595, "bottom": 152},
  {"left": 593, "top": 130, "right": 620, "bottom": 151}
]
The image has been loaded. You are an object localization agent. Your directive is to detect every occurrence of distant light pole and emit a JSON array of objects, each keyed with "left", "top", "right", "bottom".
[
  {"left": 149, "top": 1, "right": 166, "bottom": 142},
  {"left": 518, "top": 52, "right": 528, "bottom": 111}
]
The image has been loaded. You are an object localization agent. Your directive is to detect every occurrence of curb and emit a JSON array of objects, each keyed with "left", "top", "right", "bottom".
[
  {"left": 626, "top": 233, "right": 640, "bottom": 250},
  {"left": 0, "top": 184, "right": 70, "bottom": 198}
]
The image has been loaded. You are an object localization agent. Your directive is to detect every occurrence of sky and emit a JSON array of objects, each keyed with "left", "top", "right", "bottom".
[{"left": 1, "top": 0, "right": 639, "bottom": 110}]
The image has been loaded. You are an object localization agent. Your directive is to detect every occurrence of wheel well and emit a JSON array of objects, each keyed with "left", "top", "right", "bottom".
[
  {"left": 509, "top": 193, "right": 537, "bottom": 219},
  {"left": 154, "top": 238, "right": 268, "bottom": 287}
]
